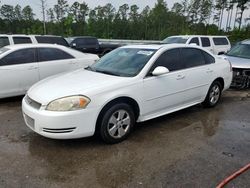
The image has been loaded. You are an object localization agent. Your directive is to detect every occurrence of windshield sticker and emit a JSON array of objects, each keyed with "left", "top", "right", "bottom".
[{"left": 137, "top": 51, "right": 154, "bottom": 56}]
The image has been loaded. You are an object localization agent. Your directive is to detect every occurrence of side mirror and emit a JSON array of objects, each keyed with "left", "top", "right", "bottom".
[
  {"left": 72, "top": 43, "right": 77, "bottom": 48},
  {"left": 218, "top": 51, "right": 225, "bottom": 55},
  {"left": 189, "top": 43, "right": 198, "bottom": 46},
  {"left": 152, "top": 66, "right": 169, "bottom": 76}
]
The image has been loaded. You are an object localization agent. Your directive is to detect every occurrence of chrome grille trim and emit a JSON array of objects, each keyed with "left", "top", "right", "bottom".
[
  {"left": 25, "top": 96, "right": 42, "bottom": 110},
  {"left": 42, "top": 127, "right": 76, "bottom": 134}
]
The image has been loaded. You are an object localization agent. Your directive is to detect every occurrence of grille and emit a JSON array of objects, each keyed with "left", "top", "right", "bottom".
[
  {"left": 42, "top": 127, "right": 76, "bottom": 134},
  {"left": 24, "top": 114, "right": 35, "bottom": 130},
  {"left": 25, "top": 96, "right": 42, "bottom": 110},
  {"left": 243, "top": 70, "right": 250, "bottom": 76},
  {"left": 232, "top": 68, "right": 250, "bottom": 88}
]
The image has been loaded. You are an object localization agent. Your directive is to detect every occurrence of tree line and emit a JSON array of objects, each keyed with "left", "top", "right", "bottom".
[{"left": 0, "top": 0, "right": 249, "bottom": 42}]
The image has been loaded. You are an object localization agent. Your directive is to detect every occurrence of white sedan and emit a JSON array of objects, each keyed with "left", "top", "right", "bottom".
[
  {"left": 22, "top": 44, "right": 232, "bottom": 143},
  {"left": 0, "top": 44, "right": 99, "bottom": 98}
]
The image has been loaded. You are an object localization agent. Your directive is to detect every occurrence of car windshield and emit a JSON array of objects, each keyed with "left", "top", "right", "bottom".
[
  {"left": 0, "top": 47, "right": 9, "bottom": 55},
  {"left": 87, "top": 48, "right": 156, "bottom": 77},
  {"left": 162, "top": 37, "right": 188, "bottom": 44},
  {"left": 227, "top": 44, "right": 250, "bottom": 59}
]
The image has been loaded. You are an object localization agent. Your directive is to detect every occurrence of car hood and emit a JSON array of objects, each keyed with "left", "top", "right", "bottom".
[
  {"left": 28, "top": 69, "right": 130, "bottom": 105},
  {"left": 224, "top": 55, "right": 250, "bottom": 69}
]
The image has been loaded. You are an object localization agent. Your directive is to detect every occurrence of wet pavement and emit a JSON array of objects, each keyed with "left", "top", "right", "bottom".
[{"left": 0, "top": 90, "right": 249, "bottom": 188}]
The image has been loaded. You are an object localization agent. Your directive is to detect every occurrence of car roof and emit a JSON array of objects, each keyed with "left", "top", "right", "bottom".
[
  {"left": 166, "top": 35, "right": 228, "bottom": 38},
  {"left": 241, "top": 39, "right": 250, "bottom": 45},
  {"left": 3, "top": 43, "right": 67, "bottom": 50},
  {"left": 0, "top": 34, "right": 63, "bottom": 38},
  {"left": 121, "top": 44, "right": 201, "bottom": 50},
  {"left": 67, "top": 36, "right": 97, "bottom": 39}
]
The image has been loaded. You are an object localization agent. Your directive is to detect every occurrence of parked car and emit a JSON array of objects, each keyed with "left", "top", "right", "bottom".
[
  {"left": 66, "top": 36, "right": 120, "bottom": 56},
  {"left": 0, "top": 44, "right": 99, "bottom": 98},
  {"left": 0, "top": 34, "right": 70, "bottom": 48},
  {"left": 223, "top": 39, "right": 250, "bottom": 88},
  {"left": 22, "top": 44, "right": 232, "bottom": 143},
  {"left": 162, "top": 35, "right": 231, "bottom": 55}
]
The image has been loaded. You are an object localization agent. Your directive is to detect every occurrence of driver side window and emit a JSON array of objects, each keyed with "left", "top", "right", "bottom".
[{"left": 149, "top": 48, "right": 183, "bottom": 75}]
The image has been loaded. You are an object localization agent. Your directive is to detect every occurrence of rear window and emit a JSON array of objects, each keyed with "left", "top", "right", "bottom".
[
  {"left": 213, "top": 38, "right": 229, "bottom": 45},
  {"left": 13, "top": 37, "right": 32, "bottom": 44},
  {"left": 0, "top": 37, "right": 10, "bottom": 48},
  {"left": 35, "top": 36, "right": 69, "bottom": 47}
]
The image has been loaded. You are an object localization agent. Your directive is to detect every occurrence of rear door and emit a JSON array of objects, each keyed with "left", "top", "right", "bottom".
[
  {"left": 179, "top": 48, "right": 215, "bottom": 103},
  {"left": 142, "top": 48, "right": 189, "bottom": 117},
  {"left": 0, "top": 48, "right": 39, "bottom": 97},
  {"left": 37, "top": 47, "right": 76, "bottom": 80}
]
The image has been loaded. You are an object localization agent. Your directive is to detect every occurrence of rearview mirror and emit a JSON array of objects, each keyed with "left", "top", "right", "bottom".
[{"left": 152, "top": 66, "right": 169, "bottom": 76}]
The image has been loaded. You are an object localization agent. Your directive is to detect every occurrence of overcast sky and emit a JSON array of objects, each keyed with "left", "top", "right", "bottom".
[
  {"left": 1, "top": 0, "right": 175, "bottom": 14},
  {"left": 1, "top": 0, "right": 249, "bottom": 27}
]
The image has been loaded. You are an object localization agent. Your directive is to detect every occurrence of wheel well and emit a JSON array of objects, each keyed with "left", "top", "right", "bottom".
[
  {"left": 103, "top": 49, "right": 112, "bottom": 54},
  {"left": 214, "top": 77, "right": 224, "bottom": 90},
  {"left": 95, "top": 97, "right": 140, "bottom": 131}
]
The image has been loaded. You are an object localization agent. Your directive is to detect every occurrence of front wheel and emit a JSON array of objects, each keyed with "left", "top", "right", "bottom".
[
  {"left": 99, "top": 103, "right": 135, "bottom": 144},
  {"left": 203, "top": 81, "right": 222, "bottom": 108}
]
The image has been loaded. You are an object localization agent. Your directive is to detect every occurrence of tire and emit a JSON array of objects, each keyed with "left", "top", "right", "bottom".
[
  {"left": 99, "top": 103, "right": 135, "bottom": 144},
  {"left": 203, "top": 81, "right": 222, "bottom": 108}
]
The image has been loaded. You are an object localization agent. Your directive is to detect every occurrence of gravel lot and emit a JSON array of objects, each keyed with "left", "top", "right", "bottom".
[{"left": 0, "top": 90, "right": 249, "bottom": 188}]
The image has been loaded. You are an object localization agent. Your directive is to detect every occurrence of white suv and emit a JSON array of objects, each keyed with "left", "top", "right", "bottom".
[
  {"left": 0, "top": 34, "right": 69, "bottom": 48},
  {"left": 162, "top": 35, "right": 231, "bottom": 55}
]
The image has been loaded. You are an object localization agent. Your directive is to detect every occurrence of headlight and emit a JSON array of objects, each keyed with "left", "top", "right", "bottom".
[{"left": 46, "top": 96, "right": 90, "bottom": 111}]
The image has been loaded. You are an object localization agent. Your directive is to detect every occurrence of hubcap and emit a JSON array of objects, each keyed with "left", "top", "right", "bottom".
[
  {"left": 107, "top": 110, "right": 131, "bottom": 139},
  {"left": 209, "top": 85, "right": 220, "bottom": 105}
]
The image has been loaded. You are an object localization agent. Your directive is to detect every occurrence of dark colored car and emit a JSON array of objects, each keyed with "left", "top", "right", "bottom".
[
  {"left": 35, "top": 35, "right": 70, "bottom": 47},
  {"left": 66, "top": 36, "right": 120, "bottom": 56}
]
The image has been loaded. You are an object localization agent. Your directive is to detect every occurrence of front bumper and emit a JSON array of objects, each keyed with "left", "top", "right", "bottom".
[
  {"left": 22, "top": 96, "right": 99, "bottom": 139},
  {"left": 231, "top": 68, "right": 250, "bottom": 89}
]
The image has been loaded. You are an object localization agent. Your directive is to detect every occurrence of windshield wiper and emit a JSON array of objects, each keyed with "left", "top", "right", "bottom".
[
  {"left": 85, "top": 66, "right": 96, "bottom": 72},
  {"left": 95, "top": 69, "right": 121, "bottom": 76}
]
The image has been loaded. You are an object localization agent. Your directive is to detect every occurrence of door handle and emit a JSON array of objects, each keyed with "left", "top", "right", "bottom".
[
  {"left": 28, "top": 66, "right": 38, "bottom": 70},
  {"left": 69, "top": 61, "right": 76, "bottom": 65},
  {"left": 176, "top": 75, "right": 185, "bottom": 80},
  {"left": 206, "top": 69, "right": 213, "bottom": 73}
]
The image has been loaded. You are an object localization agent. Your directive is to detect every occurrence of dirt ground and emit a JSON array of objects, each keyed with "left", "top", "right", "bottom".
[{"left": 0, "top": 90, "right": 249, "bottom": 188}]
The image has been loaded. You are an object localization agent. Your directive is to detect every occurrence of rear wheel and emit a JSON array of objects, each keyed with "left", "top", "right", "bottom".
[
  {"left": 99, "top": 103, "right": 135, "bottom": 144},
  {"left": 203, "top": 81, "right": 222, "bottom": 107}
]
